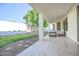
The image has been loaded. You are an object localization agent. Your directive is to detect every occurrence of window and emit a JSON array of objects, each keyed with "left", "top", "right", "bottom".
[
  {"left": 63, "top": 17, "right": 68, "bottom": 31},
  {"left": 57, "top": 22, "right": 61, "bottom": 30},
  {"left": 53, "top": 24, "right": 55, "bottom": 30}
]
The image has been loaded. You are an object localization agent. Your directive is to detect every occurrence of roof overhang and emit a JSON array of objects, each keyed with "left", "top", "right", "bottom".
[{"left": 30, "top": 3, "right": 75, "bottom": 23}]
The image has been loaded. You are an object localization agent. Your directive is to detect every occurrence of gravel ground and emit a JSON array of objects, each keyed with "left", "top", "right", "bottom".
[{"left": 0, "top": 36, "right": 38, "bottom": 56}]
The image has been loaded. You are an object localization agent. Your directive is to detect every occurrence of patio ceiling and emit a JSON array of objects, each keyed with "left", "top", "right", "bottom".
[{"left": 30, "top": 3, "right": 75, "bottom": 23}]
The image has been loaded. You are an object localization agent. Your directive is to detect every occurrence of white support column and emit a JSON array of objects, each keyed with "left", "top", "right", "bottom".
[
  {"left": 38, "top": 14, "right": 44, "bottom": 40},
  {"left": 48, "top": 23, "right": 52, "bottom": 32}
]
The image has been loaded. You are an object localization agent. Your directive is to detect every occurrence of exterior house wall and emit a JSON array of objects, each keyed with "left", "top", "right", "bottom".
[
  {"left": 66, "top": 5, "right": 77, "bottom": 42},
  {"left": 53, "top": 22, "right": 63, "bottom": 31},
  {"left": 48, "top": 23, "right": 57, "bottom": 32},
  {"left": 53, "top": 23, "right": 57, "bottom": 31}
]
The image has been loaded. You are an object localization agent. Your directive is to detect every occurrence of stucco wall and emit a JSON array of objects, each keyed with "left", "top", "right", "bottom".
[
  {"left": 49, "top": 23, "right": 57, "bottom": 31},
  {"left": 53, "top": 23, "right": 57, "bottom": 31},
  {"left": 66, "top": 6, "right": 77, "bottom": 42}
]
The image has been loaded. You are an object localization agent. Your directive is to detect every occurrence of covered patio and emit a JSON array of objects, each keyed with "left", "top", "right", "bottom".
[{"left": 17, "top": 3, "right": 79, "bottom": 56}]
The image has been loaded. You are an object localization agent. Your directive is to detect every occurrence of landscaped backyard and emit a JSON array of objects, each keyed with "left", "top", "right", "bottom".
[
  {"left": 0, "top": 32, "right": 38, "bottom": 48},
  {"left": 0, "top": 3, "right": 48, "bottom": 56},
  {"left": 0, "top": 32, "right": 39, "bottom": 56}
]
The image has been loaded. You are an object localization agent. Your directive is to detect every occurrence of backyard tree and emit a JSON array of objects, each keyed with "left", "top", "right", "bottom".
[{"left": 23, "top": 9, "right": 48, "bottom": 31}]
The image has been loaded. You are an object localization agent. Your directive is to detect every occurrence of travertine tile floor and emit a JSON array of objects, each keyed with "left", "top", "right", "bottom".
[{"left": 17, "top": 35, "right": 79, "bottom": 56}]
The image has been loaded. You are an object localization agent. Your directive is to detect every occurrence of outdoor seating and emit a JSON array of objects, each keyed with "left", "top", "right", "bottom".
[
  {"left": 57, "top": 30, "right": 65, "bottom": 36},
  {"left": 49, "top": 30, "right": 65, "bottom": 37},
  {"left": 49, "top": 31, "right": 57, "bottom": 37}
]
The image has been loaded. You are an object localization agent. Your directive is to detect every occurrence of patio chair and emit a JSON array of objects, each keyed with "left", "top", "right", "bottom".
[
  {"left": 57, "top": 30, "right": 65, "bottom": 36},
  {"left": 49, "top": 30, "right": 57, "bottom": 37}
]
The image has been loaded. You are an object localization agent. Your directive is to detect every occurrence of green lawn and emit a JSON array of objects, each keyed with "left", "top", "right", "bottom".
[{"left": 0, "top": 32, "right": 38, "bottom": 48}]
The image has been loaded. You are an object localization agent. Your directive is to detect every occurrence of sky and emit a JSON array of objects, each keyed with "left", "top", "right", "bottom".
[{"left": 0, "top": 3, "right": 32, "bottom": 23}]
